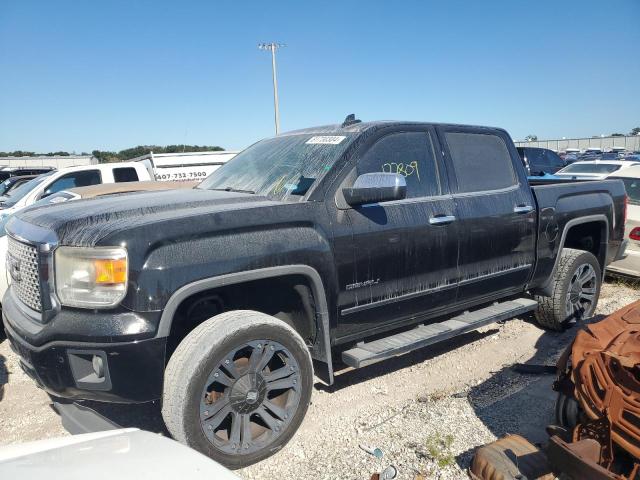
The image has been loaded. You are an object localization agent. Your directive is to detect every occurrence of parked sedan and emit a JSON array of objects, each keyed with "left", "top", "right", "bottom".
[
  {"left": 0, "top": 175, "right": 37, "bottom": 196},
  {"left": 554, "top": 160, "right": 640, "bottom": 180},
  {"left": 607, "top": 165, "right": 640, "bottom": 277},
  {"left": 0, "top": 429, "right": 239, "bottom": 479}
]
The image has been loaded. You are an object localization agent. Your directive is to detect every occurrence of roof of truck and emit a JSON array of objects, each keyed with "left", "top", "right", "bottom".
[{"left": 282, "top": 120, "right": 507, "bottom": 136}]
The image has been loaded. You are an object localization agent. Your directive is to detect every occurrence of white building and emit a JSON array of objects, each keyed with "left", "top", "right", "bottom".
[{"left": 0, "top": 155, "right": 97, "bottom": 168}]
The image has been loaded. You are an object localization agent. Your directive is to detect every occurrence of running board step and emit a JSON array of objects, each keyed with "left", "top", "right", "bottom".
[{"left": 341, "top": 298, "right": 538, "bottom": 369}]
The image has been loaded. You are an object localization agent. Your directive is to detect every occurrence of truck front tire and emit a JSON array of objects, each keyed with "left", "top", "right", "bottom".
[
  {"left": 534, "top": 248, "right": 601, "bottom": 330},
  {"left": 162, "top": 310, "right": 313, "bottom": 469}
]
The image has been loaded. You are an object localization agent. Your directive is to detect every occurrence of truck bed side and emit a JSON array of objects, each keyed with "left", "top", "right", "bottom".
[{"left": 527, "top": 179, "right": 626, "bottom": 293}]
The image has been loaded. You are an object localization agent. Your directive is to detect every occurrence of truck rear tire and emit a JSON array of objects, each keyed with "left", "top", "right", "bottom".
[
  {"left": 162, "top": 310, "right": 313, "bottom": 469},
  {"left": 534, "top": 248, "right": 601, "bottom": 330}
]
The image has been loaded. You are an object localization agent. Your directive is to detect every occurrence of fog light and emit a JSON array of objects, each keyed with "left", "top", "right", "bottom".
[
  {"left": 68, "top": 350, "right": 111, "bottom": 391},
  {"left": 92, "top": 355, "right": 104, "bottom": 378}
]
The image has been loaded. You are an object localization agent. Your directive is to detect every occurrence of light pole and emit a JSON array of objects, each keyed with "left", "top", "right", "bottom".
[{"left": 258, "top": 42, "right": 286, "bottom": 135}]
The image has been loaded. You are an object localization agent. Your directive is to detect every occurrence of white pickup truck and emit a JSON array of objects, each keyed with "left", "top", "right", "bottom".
[{"left": 0, "top": 162, "right": 152, "bottom": 218}]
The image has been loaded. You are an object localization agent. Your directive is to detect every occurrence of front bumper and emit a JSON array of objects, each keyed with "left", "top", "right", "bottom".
[{"left": 3, "top": 290, "right": 167, "bottom": 403}]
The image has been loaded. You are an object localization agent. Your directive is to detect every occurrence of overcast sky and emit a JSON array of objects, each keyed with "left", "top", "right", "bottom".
[{"left": 1, "top": 0, "right": 638, "bottom": 153}]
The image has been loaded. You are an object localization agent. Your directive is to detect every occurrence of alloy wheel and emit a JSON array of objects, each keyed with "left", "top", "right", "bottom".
[
  {"left": 199, "top": 340, "right": 302, "bottom": 455},
  {"left": 565, "top": 263, "right": 597, "bottom": 320}
]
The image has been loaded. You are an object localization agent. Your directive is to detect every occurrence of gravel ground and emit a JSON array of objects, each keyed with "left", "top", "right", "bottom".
[{"left": 1, "top": 281, "right": 638, "bottom": 479}]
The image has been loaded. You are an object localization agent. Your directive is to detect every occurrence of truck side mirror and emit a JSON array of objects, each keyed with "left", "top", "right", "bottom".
[{"left": 342, "top": 172, "right": 407, "bottom": 206}]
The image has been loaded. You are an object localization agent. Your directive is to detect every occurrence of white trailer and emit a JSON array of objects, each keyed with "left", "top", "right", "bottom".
[{"left": 131, "top": 151, "right": 238, "bottom": 182}]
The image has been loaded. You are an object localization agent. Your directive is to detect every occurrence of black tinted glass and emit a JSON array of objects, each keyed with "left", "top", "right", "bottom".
[
  {"left": 113, "top": 167, "right": 139, "bottom": 183},
  {"left": 544, "top": 150, "right": 565, "bottom": 168},
  {"left": 46, "top": 170, "right": 102, "bottom": 195},
  {"left": 445, "top": 132, "right": 516, "bottom": 192},
  {"left": 525, "top": 148, "right": 546, "bottom": 172}
]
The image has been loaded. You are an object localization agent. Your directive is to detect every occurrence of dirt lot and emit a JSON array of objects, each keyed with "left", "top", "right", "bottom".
[{"left": 1, "top": 281, "right": 638, "bottom": 479}]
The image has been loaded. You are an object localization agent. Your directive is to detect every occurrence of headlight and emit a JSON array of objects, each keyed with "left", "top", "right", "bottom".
[{"left": 55, "top": 246, "right": 128, "bottom": 308}]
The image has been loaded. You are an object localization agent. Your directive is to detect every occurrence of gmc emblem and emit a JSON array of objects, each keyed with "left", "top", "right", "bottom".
[{"left": 7, "top": 255, "right": 21, "bottom": 283}]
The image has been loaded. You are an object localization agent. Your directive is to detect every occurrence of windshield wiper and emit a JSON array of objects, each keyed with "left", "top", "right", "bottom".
[{"left": 210, "top": 187, "right": 256, "bottom": 194}]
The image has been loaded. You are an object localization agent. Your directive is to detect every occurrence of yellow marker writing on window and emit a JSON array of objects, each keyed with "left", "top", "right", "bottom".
[{"left": 381, "top": 161, "right": 420, "bottom": 181}]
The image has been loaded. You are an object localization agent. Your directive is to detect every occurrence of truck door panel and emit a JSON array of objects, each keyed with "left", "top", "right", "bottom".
[
  {"left": 332, "top": 128, "right": 459, "bottom": 340},
  {"left": 438, "top": 128, "right": 536, "bottom": 303}
]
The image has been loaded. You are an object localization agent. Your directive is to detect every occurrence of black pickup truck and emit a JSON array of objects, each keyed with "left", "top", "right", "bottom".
[{"left": 2, "top": 117, "right": 628, "bottom": 468}]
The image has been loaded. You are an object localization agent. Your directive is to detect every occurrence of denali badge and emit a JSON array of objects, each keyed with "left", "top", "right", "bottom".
[{"left": 346, "top": 279, "right": 380, "bottom": 290}]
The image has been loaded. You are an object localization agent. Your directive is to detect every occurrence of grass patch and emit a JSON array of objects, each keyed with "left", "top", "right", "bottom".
[
  {"left": 425, "top": 432, "right": 455, "bottom": 468},
  {"left": 605, "top": 273, "right": 640, "bottom": 290}
]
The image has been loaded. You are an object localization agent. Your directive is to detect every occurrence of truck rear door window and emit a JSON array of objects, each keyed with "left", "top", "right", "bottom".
[
  {"left": 113, "top": 167, "right": 139, "bottom": 183},
  {"left": 357, "top": 131, "right": 441, "bottom": 198},
  {"left": 444, "top": 132, "right": 516, "bottom": 192}
]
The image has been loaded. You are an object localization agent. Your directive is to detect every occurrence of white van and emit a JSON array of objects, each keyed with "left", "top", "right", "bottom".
[
  {"left": 131, "top": 151, "right": 238, "bottom": 182},
  {"left": 0, "top": 162, "right": 151, "bottom": 217}
]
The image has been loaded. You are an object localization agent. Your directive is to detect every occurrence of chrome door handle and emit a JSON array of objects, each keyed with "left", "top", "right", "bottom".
[
  {"left": 429, "top": 215, "right": 456, "bottom": 225},
  {"left": 514, "top": 205, "right": 534, "bottom": 214}
]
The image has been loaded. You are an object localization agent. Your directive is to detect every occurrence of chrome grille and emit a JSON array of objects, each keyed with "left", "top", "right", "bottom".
[{"left": 7, "top": 236, "right": 42, "bottom": 312}]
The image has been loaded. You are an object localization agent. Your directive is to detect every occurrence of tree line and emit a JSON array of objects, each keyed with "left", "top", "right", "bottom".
[{"left": 0, "top": 145, "right": 225, "bottom": 163}]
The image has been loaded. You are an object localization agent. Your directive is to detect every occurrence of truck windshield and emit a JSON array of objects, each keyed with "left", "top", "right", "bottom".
[{"left": 199, "top": 134, "right": 355, "bottom": 201}]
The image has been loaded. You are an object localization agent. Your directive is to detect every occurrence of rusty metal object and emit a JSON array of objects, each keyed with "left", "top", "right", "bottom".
[
  {"left": 566, "top": 300, "right": 640, "bottom": 469},
  {"left": 472, "top": 301, "right": 640, "bottom": 479},
  {"left": 546, "top": 435, "right": 617, "bottom": 479},
  {"left": 469, "top": 434, "right": 554, "bottom": 480}
]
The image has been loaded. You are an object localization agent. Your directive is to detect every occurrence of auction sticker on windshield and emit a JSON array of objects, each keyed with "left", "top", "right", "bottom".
[{"left": 306, "top": 136, "right": 346, "bottom": 145}]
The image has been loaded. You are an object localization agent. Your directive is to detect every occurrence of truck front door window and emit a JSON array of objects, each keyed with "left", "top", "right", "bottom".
[
  {"left": 357, "top": 131, "right": 441, "bottom": 198},
  {"left": 43, "top": 170, "right": 102, "bottom": 197}
]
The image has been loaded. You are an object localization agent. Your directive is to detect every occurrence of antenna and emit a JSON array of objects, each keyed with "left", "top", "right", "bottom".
[{"left": 342, "top": 114, "right": 362, "bottom": 127}]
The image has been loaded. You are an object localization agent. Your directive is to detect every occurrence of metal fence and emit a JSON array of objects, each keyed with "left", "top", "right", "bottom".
[{"left": 514, "top": 135, "right": 640, "bottom": 152}]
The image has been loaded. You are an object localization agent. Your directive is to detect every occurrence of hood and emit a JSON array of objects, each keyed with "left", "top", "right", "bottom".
[{"left": 12, "top": 188, "right": 282, "bottom": 246}]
